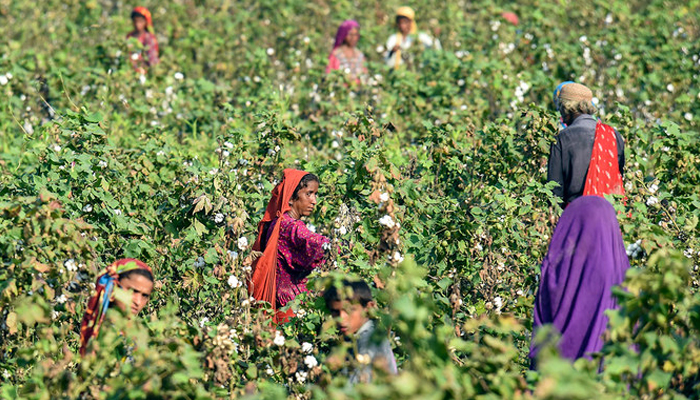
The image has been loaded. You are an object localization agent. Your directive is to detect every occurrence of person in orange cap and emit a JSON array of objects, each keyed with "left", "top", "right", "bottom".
[{"left": 127, "top": 6, "right": 160, "bottom": 73}]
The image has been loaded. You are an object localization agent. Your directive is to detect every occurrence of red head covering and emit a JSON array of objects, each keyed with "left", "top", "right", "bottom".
[
  {"left": 249, "top": 169, "right": 309, "bottom": 320},
  {"left": 501, "top": 12, "right": 519, "bottom": 26},
  {"left": 132, "top": 6, "right": 153, "bottom": 28},
  {"left": 79, "top": 258, "right": 152, "bottom": 356}
]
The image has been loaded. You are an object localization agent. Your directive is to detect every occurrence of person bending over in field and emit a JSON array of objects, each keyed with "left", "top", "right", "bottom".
[
  {"left": 79, "top": 258, "right": 154, "bottom": 356},
  {"left": 326, "top": 20, "right": 367, "bottom": 84},
  {"left": 384, "top": 6, "right": 441, "bottom": 70},
  {"left": 548, "top": 82, "right": 625, "bottom": 207},
  {"left": 529, "top": 196, "right": 629, "bottom": 369},
  {"left": 324, "top": 279, "right": 398, "bottom": 385},
  {"left": 249, "top": 169, "right": 334, "bottom": 323},
  {"left": 126, "top": 6, "right": 160, "bottom": 73}
]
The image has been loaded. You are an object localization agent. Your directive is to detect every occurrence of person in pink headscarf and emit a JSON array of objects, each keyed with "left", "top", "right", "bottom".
[{"left": 326, "top": 20, "right": 367, "bottom": 83}]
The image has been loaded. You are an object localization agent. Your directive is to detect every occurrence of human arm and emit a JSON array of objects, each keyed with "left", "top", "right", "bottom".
[
  {"left": 615, "top": 129, "right": 625, "bottom": 175},
  {"left": 326, "top": 51, "right": 340, "bottom": 74},
  {"left": 287, "top": 219, "right": 331, "bottom": 271},
  {"left": 547, "top": 137, "right": 564, "bottom": 200},
  {"left": 145, "top": 34, "right": 160, "bottom": 66}
]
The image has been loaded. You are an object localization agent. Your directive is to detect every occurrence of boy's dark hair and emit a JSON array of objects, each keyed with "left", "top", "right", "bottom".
[
  {"left": 118, "top": 268, "right": 154, "bottom": 283},
  {"left": 291, "top": 173, "right": 319, "bottom": 200},
  {"left": 131, "top": 11, "right": 146, "bottom": 21},
  {"left": 323, "top": 279, "right": 373, "bottom": 307}
]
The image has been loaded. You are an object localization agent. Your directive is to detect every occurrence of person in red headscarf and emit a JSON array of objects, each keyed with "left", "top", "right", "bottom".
[
  {"left": 126, "top": 6, "right": 160, "bottom": 73},
  {"left": 79, "top": 258, "right": 154, "bottom": 356},
  {"left": 249, "top": 169, "right": 332, "bottom": 323},
  {"left": 326, "top": 20, "right": 367, "bottom": 83}
]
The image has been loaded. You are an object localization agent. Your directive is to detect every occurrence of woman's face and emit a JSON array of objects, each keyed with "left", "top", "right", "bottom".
[
  {"left": 290, "top": 180, "right": 319, "bottom": 218},
  {"left": 132, "top": 16, "right": 147, "bottom": 32},
  {"left": 344, "top": 28, "right": 360, "bottom": 48},
  {"left": 118, "top": 274, "right": 154, "bottom": 315},
  {"left": 397, "top": 17, "right": 412, "bottom": 35}
]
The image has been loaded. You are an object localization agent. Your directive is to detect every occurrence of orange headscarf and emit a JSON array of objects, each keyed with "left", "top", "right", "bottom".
[
  {"left": 249, "top": 169, "right": 309, "bottom": 321},
  {"left": 132, "top": 6, "right": 153, "bottom": 29}
]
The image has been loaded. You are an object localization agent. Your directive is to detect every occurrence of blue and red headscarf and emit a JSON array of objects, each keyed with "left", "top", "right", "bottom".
[{"left": 79, "top": 258, "right": 152, "bottom": 356}]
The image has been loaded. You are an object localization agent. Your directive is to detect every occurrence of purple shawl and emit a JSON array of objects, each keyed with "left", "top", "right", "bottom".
[
  {"left": 332, "top": 20, "right": 360, "bottom": 51},
  {"left": 530, "top": 196, "right": 630, "bottom": 366}
]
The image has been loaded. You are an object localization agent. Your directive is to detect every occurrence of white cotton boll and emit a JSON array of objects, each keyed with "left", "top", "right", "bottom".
[
  {"left": 376, "top": 45, "right": 385, "bottom": 53},
  {"left": 194, "top": 257, "right": 205, "bottom": 268},
  {"left": 56, "top": 294, "right": 67, "bottom": 304},
  {"left": 493, "top": 296, "right": 503, "bottom": 309},
  {"left": 266, "top": 365, "right": 274, "bottom": 376},
  {"left": 139, "top": 75, "right": 146, "bottom": 85},
  {"left": 646, "top": 196, "right": 659, "bottom": 206},
  {"left": 224, "top": 141, "right": 234, "bottom": 149},
  {"left": 393, "top": 252, "right": 404, "bottom": 263},
  {"left": 266, "top": 48, "right": 275, "bottom": 56},
  {"left": 237, "top": 237, "right": 249, "bottom": 251},
  {"left": 165, "top": 86, "right": 174, "bottom": 96},
  {"left": 131, "top": 53, "right": 139, "bottom": 61},
  {"left": 273, "top": 331, "right": 285, "bottom": 346},
  {"left": 666, "top": 84, "right": 675, "bottom": 92},
  {"left": 174, "top": 72, "right": 184, "bottom": 80},
  {"left": 338, "top": 225, "right": 347, "bottom": 235},
  {"left": 5, "top": 72, "right": 12, "bottom": 80},
  {"left": 295, "top": 371, "right": 308, "bottom": 383},
  {"left": 579, "top": 35, "right": 587, "bottom": 43},
  {"left": 379, "top": 192, "right": 390, "bottom": 202},
  {"left": 684, "top": 112, "right": 693, "bottom": 121},
  {"left": 303, "top": 355, "right": 318, "bottom": 369},
  {"left": 23, "top": 121, "right": 34, "bottom": 134},
  {"left": 83, "top": 204, "right": 93, "bottom": 213},
  {"left": 214, "top": 213, "right": 224, "bottom": 223},
  {"left": 307, "top": 224, "right": 317, "bottom": 233},
  {"left": 64, "top": 259, "right": 78, "bottom": 272},
  {"left": 301, "top": 342, "right": 313, "bottom": 354},
  {"left": 378, "top": 215, "right": 396, "bottom": 229},
  {"left": 227, "top": 275, "right": 241, "bottom": 288},
  {"left": 331, "top": 140, "right": 339, "bottom": 149},
  {"left": 209, "top": 168, "right": 219, "bottom": 175},
  {"left": 457, "top": 79, "right": 465, "bottom": 86},
  {"left": 199, "top": 317, "right": 209, "bottom": 328},
  {"left": 648, "top": 183, "right": 659, "bottom": 194}
]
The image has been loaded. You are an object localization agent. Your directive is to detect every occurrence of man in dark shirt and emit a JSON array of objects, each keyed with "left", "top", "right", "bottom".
[{"left": 547, "top": 83, "right": 625, "bottom": 206}]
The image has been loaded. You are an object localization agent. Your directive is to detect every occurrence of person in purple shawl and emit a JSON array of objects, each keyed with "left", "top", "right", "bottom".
[
  {"left": 326, "top": 20, "right": 367, "bottom": 83},
  {"left": 530, "top": 196, "right": 630, "bottom": 367}
]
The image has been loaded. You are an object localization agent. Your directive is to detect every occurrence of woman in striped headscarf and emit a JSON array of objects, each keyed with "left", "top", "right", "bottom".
[
  {"left": 79, "top": 258, "right": 154, "bottom": 356},
  {"left": 547, "top": 82, "right": 626, "bottom": 207}
]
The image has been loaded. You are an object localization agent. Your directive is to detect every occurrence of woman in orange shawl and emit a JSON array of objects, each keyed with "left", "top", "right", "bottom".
[
  {"left": 127, "top": 6, "right": 160, "bottom": 73},
  {"left": 249, "top": 169, "right": 332, "bottom": 323}
]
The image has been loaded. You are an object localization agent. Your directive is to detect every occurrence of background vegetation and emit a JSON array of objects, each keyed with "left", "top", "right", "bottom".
[{"left": 1, "top": 0, "right": 699, "bottom": 398}]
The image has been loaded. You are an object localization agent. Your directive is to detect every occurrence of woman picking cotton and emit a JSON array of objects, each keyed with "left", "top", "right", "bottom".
[
  {"left": 547, "top": 82, "right": 625, "bottom": 207},
  {"left": 126, "top": 7, "right": 160, "bottom": 74},
  {"left": 326, "top": 20, "right": 367, "bottom": 84},
  {"left": 79, "top": 259, "right": 154, "bottom": 356},
  {"left": 384, "top": 6, "right": 441, "bottom": 69},
  {"left": 249, "top": 169, "right": 334, "bottom": 323},
  {"left": 529, "top": 196, "right": 630, "bottom": 368}
]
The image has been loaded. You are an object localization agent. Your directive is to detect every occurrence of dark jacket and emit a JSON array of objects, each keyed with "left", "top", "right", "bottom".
[{"left": 547, "top": 114, "right": 625, "bottom": 206}]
